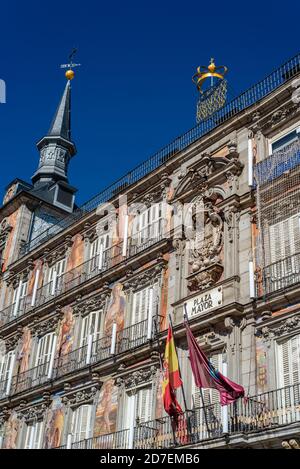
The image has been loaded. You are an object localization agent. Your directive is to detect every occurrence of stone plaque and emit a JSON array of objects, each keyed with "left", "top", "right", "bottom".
[{"left": 185, "top": 287, "right": 222, "bottom": 319}]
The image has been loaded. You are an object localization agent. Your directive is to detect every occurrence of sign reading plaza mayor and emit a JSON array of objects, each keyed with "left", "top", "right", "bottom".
[{"left": 186, "top": 287, "right": 223, "bottom": 318}]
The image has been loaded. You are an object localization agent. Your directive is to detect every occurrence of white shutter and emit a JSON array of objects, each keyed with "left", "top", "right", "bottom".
[
  {"left": 132, "top": 284, "right": 158, "bottom": 326},
  {"left": 24, "top": 421, "right": 44, "bottom": 449},
  {"left": 72, "top": 405, "right": 92, "bottom": 443},
  {"left": 0, "top": 351, "right": 14, "bottom": 386},
  {"left": 135, "top": 386, "right": 153, "bottom": 423},
  {"left": 277, "top": 335, "right": 300, "bottom": 387},
  {"left": 35, "top": 332, "right": 56, "bottom": 368},
  {"left": 80, "top": 311, "right": 101, "bottom": 347}
]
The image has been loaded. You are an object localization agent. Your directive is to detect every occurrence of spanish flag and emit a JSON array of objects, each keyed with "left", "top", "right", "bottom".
[{"left": 162, "top": 325, "right": 183, "bottom": 417}]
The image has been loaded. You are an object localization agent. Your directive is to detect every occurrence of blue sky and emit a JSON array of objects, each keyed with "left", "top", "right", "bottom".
[{"left": 0, "top": 0, "right": 299, "bottom": 205}]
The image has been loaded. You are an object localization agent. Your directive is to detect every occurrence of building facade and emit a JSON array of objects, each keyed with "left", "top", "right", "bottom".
[{"left": 0, "top": 54, "right": 300, "bottom": 450}]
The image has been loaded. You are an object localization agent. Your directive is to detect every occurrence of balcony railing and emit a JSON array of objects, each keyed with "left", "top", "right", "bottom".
[
  {"left": 60, "top": 382, "right": 300, "bottom": 449},
  {"left": 11, "top": 361, "right": 51, "bottom": 395},
  {"left": 21, "top": 53, "right": 300, "bottom": 256},
  {"left": 0, "top": 227, "right": 164, "bottom": 328},
  {"left": 260, "top": 252, "right": 300, "bottom": 296},
  {"left": 2, "top": 319, "right": 156, "bottom": 398}
]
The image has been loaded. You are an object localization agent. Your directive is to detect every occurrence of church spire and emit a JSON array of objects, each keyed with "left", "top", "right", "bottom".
[
  {"left": 32, "top": 78, "right": 76, "bottom": 187},
  {"left": 48, "top": 79, "right": 71, "bottom": 141}
]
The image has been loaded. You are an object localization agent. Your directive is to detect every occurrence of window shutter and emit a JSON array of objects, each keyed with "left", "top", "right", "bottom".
[
  {"left": 277, "top": 335, "right": 300, "bottom": 387},
  {"left": 80, "top": 311, "right": 101, "bottom": 347},
  {"left": 0, "top": 351, "right": 14, "bottom": 383},
  {"left": 35, "top": 332, "right": 55, "bottom": 368},
  {"left": 135, "top": 386, "right": 153, "bottom": 423},
  {"left": 72, "top": 405, "right": 92, "bottom": 443}
]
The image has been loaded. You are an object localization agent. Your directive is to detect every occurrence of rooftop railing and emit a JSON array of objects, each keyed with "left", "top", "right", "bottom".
[{"left": 21, "top": 53, "right": 300, "bottom": 255}]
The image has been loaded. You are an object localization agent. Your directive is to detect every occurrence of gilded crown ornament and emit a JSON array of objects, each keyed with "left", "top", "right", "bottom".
[{"left": 193, "top": 58, "right": 228, "bottom": 123}]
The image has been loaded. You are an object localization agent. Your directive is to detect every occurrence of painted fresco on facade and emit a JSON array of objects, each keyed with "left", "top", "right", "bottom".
[
  {"left": 93, "top": 379, "right": 118, "bottom": 438},
  {"left": 256, "top": 337, "right": 268, "bottom": 393},
  {"left": 44, "top": 396, "right": 65, "bottom": 448},
  {"left": 56, "top": 307, "right": 75, "bottom": 357},
  {"left": 66, "top": 233, "right": 84, "bottom": 272},
  {"left": 104, "top": 283, "right": 126, "bottom": 335},
  {"left": 17, "top": 326, "right": 32, "bottom": 374},
  {"left": 2, "top": 209, "right": 19, "bottom": 272},
  {"left": 3, "top": 411, "right": 20, "bottom": 449}
]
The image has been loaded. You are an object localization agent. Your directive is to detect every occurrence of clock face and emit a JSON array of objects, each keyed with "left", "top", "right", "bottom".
[{"left": 30, "top": 208, "right": 62, "bottom": 242}]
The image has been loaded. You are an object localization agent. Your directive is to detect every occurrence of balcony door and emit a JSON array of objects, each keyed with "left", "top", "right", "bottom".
[
  {"left": 277, "top": 335, "right": 300, "bottom": 424},
  {"left": 79, "top": 311, "right": 102, "bottom": 363},
  {"left": 12, "top": 280, "right": 28, "bottom": 317},
  {"left": 89, "top": 234, "right": 110, "bottom": 274},
  {"left": 24, "top": 421, "right": 44, "bottom": 449},
  {"left": 71, "top": 404, "right": 93, "bottom": 444},
  {"left": 46, "top": 258, "right": 66, "bottom": 298},
  {"left": 0, "top": 350, "right": 15, "bottom": 398},
  {"left": 34, "top": 332, "right": 56, "bottom": 382},
  {"left": 131, "top": 203, "right": 163, "bottom": 252},
  {"left": 268, "top": 214, "right": 300, "bottom": 289}
]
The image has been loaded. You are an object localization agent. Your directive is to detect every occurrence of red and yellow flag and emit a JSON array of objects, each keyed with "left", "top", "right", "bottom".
[{"left": 162, "top": 325, "right": 183, "bottom": 417}]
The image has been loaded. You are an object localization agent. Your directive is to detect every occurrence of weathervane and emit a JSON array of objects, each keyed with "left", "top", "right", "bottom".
[
  {"left": 192, "top": 58, "right": 228, "bottom": 123},
  {"left": 60, "top": 48, "right": 81, "bottom": 80}
]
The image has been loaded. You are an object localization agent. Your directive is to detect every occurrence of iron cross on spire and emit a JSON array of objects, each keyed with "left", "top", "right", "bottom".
[{"left": 60, "top": 48, "right": 81, "bottom": 80}]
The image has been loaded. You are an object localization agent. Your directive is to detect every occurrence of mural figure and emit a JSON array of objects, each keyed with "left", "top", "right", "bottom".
[
  {"left": 56, "top": 308, "right": 75, "bottom": 358},
  {"left": 104, "top": 283, "right": 126, "bottom": 336},
  {"left": 18, "top": 327, "right": 32, "bottom": 374},
  {"left": 3, "top": 412, "right": 19, "bottom": 449},
  {"left": 44, "top": 397, "right": 65, "bottom": 448},
  {"left": 94, "top": 379, "right": 118, "bottom": 439}
]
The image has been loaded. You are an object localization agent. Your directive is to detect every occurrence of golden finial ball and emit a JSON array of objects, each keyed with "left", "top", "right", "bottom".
[{"left": 65, "top": 69, "right": 75, "bottom": 80}]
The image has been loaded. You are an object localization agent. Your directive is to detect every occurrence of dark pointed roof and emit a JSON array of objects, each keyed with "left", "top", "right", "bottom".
[{"left": 47, "top": 80, "right": 71, "bottom": 140}]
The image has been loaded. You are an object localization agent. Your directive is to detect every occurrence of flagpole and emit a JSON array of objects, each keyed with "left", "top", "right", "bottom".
[
  {"left": 168, "top": 313, "right": 188, "bottom": 413},
  {"left": 183, "top": 303, "right": 211, "bottom": 435},
  {"left": 154, "top": 315, "right": 177, "bottom": 447}
]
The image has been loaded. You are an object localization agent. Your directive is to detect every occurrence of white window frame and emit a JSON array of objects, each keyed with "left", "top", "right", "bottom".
[
  {"left": 132, "top": 203, "right": 163, "bottom": 247},
  {"left": 34, "top": 332, "right": 56, "bottom": 376},
  {"left": 23, "top": 420, "right": 44, "bottom": 449},
  {"left": 88, "top": 233, "right": 110, "bottom": 272},
  {"left": 46, "top": 258, "right": 66, "bottom": 296},
  {"left": 268, "top": 125, "right": 300, "bottom": 156},
  {"left": 71, "top": 404, "right": 93, "bottom": 443}
]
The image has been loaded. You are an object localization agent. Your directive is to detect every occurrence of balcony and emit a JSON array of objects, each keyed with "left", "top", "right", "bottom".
[
  {"left": 0, "top": 224, "right": 165, "bottom": 329},
  {"left": 0, "top": 318, "right": 156, "bottom": 398},
  {"left": 260, "top": 252, "right": 300, "bottom": 296},
  {"left": 60, "top": 382, "right": 300, "bottom": 449}
]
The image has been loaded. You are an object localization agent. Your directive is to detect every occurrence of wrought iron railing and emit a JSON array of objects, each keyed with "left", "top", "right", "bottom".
[
  {"left": 10, "top": 361, "right": 51, "bottom": 395},
  {"left": 60, "top": 382, "right": 300, "bottom": 449},
  {"left": 1, "top": 319, "right": 157, "bottom": 399},
  {"left": 21, "top": 53, "right": 300, "bottom": 255},
  {"left": 260, "top": 252, "right": 300, "bottom": 296},
  {"left": 0, "top": 229, "right": 164, "bottom": 328}
]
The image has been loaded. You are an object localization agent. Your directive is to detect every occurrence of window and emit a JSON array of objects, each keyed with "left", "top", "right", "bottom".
[
  {"left": 131, "top": 203, "right": 163, "bottom": 250},
  {"left": 80, "top": 311, "right": 101, "bottom": 348},
  {"left": 12, "top": 280, "right": 28, "bottom": 316},
  {"left": 276, "top": 335, "right": 300, "bottom": 422},
  {"left": 268, "top": 214, "right": 300, "bottom": 287},
  {"left": 131, "top": 284, "right": 158, "bottom": 326},
  {"left": 23, "top": 421, "right": 44, "bottom": 449},
  {"left": 277, "top": 335, "right": 300, "bottom": 388},
  {"left": 35, "top": 332, "right": 56, "bottom": 377},
  {"left": 124, "top": 385, "right": 153, "bottom": 430},
  {"left": 46, "top": 258, "right": 66, "bottom": 296},
  {"left": 0, "top": 350, "right": 15, "bottom": 397},
  {"left": 271, "top": 128, "right": 300, "bottom": 154},
  {"left": 71, "top": 404, "right": 93, "bottom": 443},
  {"left": 88, "top": 234, "right": 110, "bottom": 273}
]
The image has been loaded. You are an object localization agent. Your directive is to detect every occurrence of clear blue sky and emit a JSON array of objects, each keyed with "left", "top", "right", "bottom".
[{"left": 1, "top": 0, "right": 299, "bottom": 205}]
